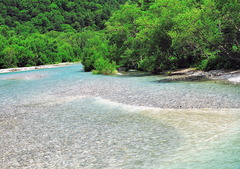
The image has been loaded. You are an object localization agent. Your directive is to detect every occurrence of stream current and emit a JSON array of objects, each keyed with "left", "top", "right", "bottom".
[{"left": 0, "top": 64, "right": 240, "bottom": 168}]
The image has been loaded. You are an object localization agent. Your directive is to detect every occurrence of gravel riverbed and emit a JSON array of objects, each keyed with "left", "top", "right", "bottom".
[
  {"left": 1, "top": 65, "right": 240, "bottom": 109},
  {"left": 0, "top": 64, "right": 240, "bottom": 168}
]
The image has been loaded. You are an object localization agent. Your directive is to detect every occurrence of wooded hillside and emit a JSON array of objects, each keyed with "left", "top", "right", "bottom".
[
  {"left": 0, "top": 0, "right": 126, "bottom": 68},
  {"left": 0, "top": 0, "right": 239, "bottom": 73}
]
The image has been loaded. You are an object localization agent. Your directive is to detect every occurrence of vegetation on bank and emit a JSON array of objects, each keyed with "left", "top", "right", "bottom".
[
  {"left": 0, "top": 0, "right": 239, "bottom": 74},
  {"left": 0, "top": 0, "right": 127, "bottom": 69}
]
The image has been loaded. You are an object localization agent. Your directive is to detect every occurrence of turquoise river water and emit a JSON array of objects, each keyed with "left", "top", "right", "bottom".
[{"left": 0, "top": 64, "right": 240, "bottom": 168}]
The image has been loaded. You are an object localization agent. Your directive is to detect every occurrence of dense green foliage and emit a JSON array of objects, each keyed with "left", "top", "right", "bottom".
[
  {"left": 0, "top": 0, "right": 239, "bottom": 73},
  {"left": 0, "top": 0, "right": 126, "bottom": 69},
  {"left": 0, "top": 30, "right": 85, "bottom": 68},
  {"left": 82, "top": 0, "right": 240, "bottom": 73},
  {"left": 0, "top": 0, "right": 126, "bottom": 32}
]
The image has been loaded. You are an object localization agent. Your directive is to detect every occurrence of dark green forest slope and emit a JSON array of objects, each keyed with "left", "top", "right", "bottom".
[
  {"left": 0, "top": 0, "right": 126, "bottom": 68},
  {"left": 0, "top": 0, "right": 239, "bottom": 74},
  {"left": 0, "top": 0, "right": 127, "bottom": 32}
]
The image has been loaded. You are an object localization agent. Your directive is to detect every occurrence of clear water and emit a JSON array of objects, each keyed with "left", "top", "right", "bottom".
[{"left": 0, "top": 64, "right": 240, "bottom": 168}]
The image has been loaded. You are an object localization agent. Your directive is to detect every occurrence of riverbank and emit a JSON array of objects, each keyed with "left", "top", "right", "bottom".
[
  {"left": 163, "top": 68, "right": 240, "bottom": 84},
  {"left": 1, "top": 63, "right": 240, "bottom": 85},
  {"left": 0, "top": 62, "right": 75, "bottom": 74}
]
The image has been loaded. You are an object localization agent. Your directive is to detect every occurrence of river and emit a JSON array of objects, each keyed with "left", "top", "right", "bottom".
[{"left": 0, "top": 64, "right": 240, "bottom": 168}]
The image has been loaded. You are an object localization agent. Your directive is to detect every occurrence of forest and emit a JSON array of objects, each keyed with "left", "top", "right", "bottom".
[{"left": 0, "top": 0, "right": 239, "bottom": 74}]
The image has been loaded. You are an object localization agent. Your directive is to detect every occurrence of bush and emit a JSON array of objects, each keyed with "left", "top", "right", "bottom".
[
  {"left": 197, "top": 55, "right": 238, "bottom": 70},
  {"left": 93, "top": 57, "right": 118, "bottom": 75},
  {"left": 138, "top": 56, "right": 156, "bottom": 72},
  {"left": 198, "top": 59, "right": 209, "bottom": 70}
]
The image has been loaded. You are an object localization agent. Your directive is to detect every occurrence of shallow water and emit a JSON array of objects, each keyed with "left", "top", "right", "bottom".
[{"left": 0, "top": 64, "right": 240, "bottom": 168}]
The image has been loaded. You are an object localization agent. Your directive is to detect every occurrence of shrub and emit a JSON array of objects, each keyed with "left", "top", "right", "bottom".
[
  {"left": 197, "top": 55, "right": 236, "bottom": 70},
  {"left": 93, "top": 57, "right": 118, "bottom": 75}
]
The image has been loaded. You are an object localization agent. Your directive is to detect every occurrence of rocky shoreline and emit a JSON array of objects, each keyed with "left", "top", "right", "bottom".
[
  {"left": 0, "top": 62, "right": 75, "bottom": 74},
  {"left": 164, "top": 68, "right": 240, "bottom": 84}
]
